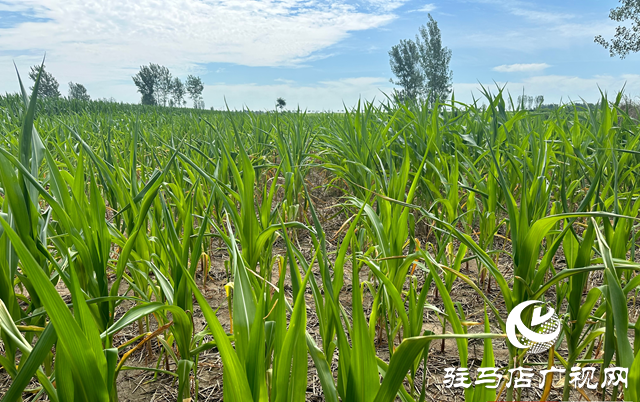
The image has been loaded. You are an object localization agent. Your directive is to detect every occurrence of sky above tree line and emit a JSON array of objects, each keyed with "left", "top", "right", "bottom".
[{"left": 0, "top": 0, "right": 638, "bottom": 110}]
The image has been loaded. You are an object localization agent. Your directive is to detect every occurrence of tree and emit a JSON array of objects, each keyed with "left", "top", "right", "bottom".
[
  {"left": 276, "top": 97, "right": 286, "bottom": 111},
  {"left": 154, "top": 65, "right": 173, "bottom": 106},
  {"left": 416, "top": 14, "right": 452, "bottom": 105},
  {"left": 132, "top": 63, "right": 174, "bottom": 106},
  {"left": 28, "top": 64, "right": 61, "bottom": 98},
  {"left": 68, "top": 82, "right": 90, "bottom": 101},
  {"left": 132, "top": 64, "right": 157, "bottom": 105},
  {"left": 171, "top": 77, "right": 186, "bottom": 107},
  {"left": 595, "top": 1, "right": 640, "bottom": 58},
  {"left": 388, "top": 14, "right": 452, "bottom": 104},
  {"left": 133, "top": 65, "right": 202, "bottom": 107},
  {"left": 517, "top": 94, "right": 544, "bottom": 110},
  {"left": 186, "top": 75, "right": 204, "bottom": 108},
  {"left": 389, "top": 39, "right": 424, "bottom": 101}
]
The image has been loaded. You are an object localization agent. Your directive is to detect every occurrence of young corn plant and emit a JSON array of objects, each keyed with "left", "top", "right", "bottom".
[{"left": 352, "top": 145, "right": 432, "bottom": 351}]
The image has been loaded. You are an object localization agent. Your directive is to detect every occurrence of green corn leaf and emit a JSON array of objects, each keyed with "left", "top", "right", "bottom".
[
  {"left": 593, "top": 218, "right": 634, "bottom": 369},
  {"left": 177, "top": 359, "right": 194, "bottom": 401},
  {"left": 103, "top": 302, "right": 191, "bottom": 361},
  {"left": 178, "top": 257, "right": 253, "bottom": 401},
  {"left": 0, "top": 314, "right": 58, "bottom": 402},
  {"left": 374, "top": 333, "right": 504, "bottom": 402},
  {"left": 346, "top": 242, "right": 380, "bottom": 402},
  {"left": 0, "top": 216, "right": 110, "bottom": 401},
  {"left": 274, "top": 266, "right": 313, "bottom": 402}
]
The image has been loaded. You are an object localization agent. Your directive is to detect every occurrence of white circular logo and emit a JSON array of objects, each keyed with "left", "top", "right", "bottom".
[{"left": 506, "top": 301, "right": 561, "bottom": 354}]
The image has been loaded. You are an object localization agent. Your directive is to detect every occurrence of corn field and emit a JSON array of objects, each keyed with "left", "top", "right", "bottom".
[{"left": 1, "top": 67, "right": 640, "bottom": 402}]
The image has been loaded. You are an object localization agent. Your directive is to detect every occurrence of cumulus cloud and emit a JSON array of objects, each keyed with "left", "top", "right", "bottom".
[
  {"left": 493, "top": 63, "right": 550, "bottom": 73},
  {"left": 468, "top": 0, "right": 574, "bottom": 24},
  {"left": 364, "top": 0, "right": 410, "bottom": 13},
  {"left": 0, "top": 0, "right": 399, "bottom": 96},
  {"left": 453, "top": 0, "right": 617, "bottom": 52},
  {"left": 414, "top": 4, "right": 436, "bottom": 13}
]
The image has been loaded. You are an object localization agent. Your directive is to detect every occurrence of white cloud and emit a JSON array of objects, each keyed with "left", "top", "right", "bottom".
[
  {"left": 0, "top": 0, "right": 397, "bottom": 67},
  {"left": 454, "top": 0, "right": 616, "bottom": 52},
  {"left": 413, "top": 3, "right": 436, "bottom": 13},
  {"left": 364, "top": 0, "right": 410, "bottom": 13},
  {"left": 203, "top": 77, "right": 392, "bottom": 111},
  {"left": 453, "top": 74, "right": 640, "bottom": 105},
  {"left": 468, "top": 0, "right": 574, "bottom": 24},
  {"left": 0, "top": 0, "right": 399, "bottom": 96},
  {"left": 493, "top": 63, "right": 550, "bottom": 73},
  {"left": 508, "top": 8, "right": 573, "bottom": 24},
  {"left": 456, "top": 19, "right": 614, "bottom": 52}
]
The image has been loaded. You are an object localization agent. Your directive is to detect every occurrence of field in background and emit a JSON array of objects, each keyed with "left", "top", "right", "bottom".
[{"left": 1, "top": 75, "right": 640, "bottom": 402}]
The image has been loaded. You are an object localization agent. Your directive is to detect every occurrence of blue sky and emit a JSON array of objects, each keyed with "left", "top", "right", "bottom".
[{"left": 0, "top": 0, "right": 638, "bottom": 110}]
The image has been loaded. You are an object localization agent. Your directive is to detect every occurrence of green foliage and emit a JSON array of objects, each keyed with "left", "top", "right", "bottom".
[
  {"left": 171, "top": 77, "right": 186, "bottom": 107},
  {"left": 416, "top": 14, "right": 453, "bottom": 105},
  {"left": 68, "top": 82, "right": 90, "bottom": 101},
  {"left": 389, "top": 39, "right": 424, "bottom": 101},
  {"left": 132, "top": 64, "right": 158, "bottom": 105},
  {"left": 132, "top": 65, "right": 203, "bottom": 108},
  {"left": 595, "top": 0, "right": 640, "bottom": 58},
  {"left": 389, "top": 14, "right": 452, "bottom": 104},
  {"left": 186, "top": 74, "right": 204, "bottom": 108},
  {"left": 28, "top": 64, "right": 60, "bottom": 99}
]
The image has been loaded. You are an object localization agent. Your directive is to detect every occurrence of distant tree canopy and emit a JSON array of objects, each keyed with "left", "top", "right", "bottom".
[
  {"left": 154, "top": 65, "right": 172, "bottom": 107},
  {"left": 68, "top": 82, "right": 90, "bottom": 101},
  {"left": 417, "top": 16, "right": 453, "bottom": 105},
  {"left": 29, "top": 64, "right": 61, "bottom": 99},
  {"left": 276, "top": 97, "right": 286, "bottom": 110},
  {"left": 133, "top": 64, "right": 202, "bottom": 107},
  {"left": 595, "top": 0, "right": 640, "bottom": 58},
  {"left": 389, "top": 14, "right": 452, "bottom": 104},
  {"left": 132, "top": 65, "right": 157, "bottom": 105},
  {"left": 171, "top": 77, "right": 186, "bottom": 107},
  {"left": 389, "top": 39, "right": 424, "bottom": 101},
  {"left": 517, "top": 95, "right": 544, "bottom": 110},
  {"left": 186, "top": 75, "right": 205, "bottom": 109}
]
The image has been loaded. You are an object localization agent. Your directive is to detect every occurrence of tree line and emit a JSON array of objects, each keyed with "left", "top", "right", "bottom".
[
  {"left": 22, "top": 63, "right": 205, "bottom": 108},
  {"left": 27, "top": 64, "right": 90, "bottom": 101},
  {"left": 132, "top": 63, "right": 204, "bottom": 108},
  {"left": 517, "top": 95, "right": 544, "bottom": 110}
]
